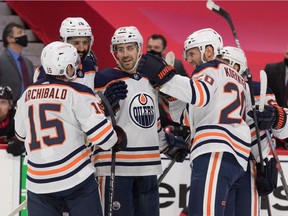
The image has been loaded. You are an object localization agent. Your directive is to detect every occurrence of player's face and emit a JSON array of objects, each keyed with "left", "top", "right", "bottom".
[
  {"left": 67, "top": 36, "right": 91, "bottom": 60},
  {"left": 0, "top": 99, "right": 11, "bottom": 121},
  {"left": 115, "top": 43, "right": 139, "bottom": 72},
  {"left": 146, "top": 38, "right": 165, "bottom": 56},
  {"left": 185, "top": 47, "right": 202, "bottom": 67}
]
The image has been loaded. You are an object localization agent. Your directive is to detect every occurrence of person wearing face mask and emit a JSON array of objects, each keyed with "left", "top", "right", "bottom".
[
  {"left": 265, "top": 46, "right": 288, "bottom": 149},
  {"left": 146, "top": 34, "right": 188, "bottom": 77},
  {"left": 0, "top": 23, "right": 34, "bottom": 104}
]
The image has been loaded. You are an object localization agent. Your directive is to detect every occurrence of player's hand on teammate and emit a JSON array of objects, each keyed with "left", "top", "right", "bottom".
[
  {"left": 102, "top": 80, "right": 128, "bottom": 116},
  {"left": 163, "top": 127, "right": 190, "bottom": 162},
  {"left": 112, "top": 125, "right": 127, "bottom": 152},
  {"left": 248, "top": 105, "right": 287, "bottom": 130},
  {"left": 137, "top": 53, "right": 175, "bottom": 89},
  {"left": 6, "top": 137, "right": 26, "bottom": 156}
]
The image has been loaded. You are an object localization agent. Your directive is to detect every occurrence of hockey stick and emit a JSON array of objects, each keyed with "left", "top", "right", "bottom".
[
  {"left": 207, "top": 1, "right": 272, "bottom": 214},
  {"left": 8, "top": 199, "right": 27, "bottom": 216},
  {"left": 0, "top": 144, "right": 8, "bottom": 149},
  {"left": 96, "top": 91, "right": 117, "bottom": 216},
  {"left": 157, "top": 154, "right": 178, "bottom": 186},
  {"left": 206, "top": 0, "right": 265, "bottom": 172},
  {"left": 265, "top": 130, "right": 288, "bottom": 200},
  {"left": 259, "top": 71, "right": 288, "bottom": 200},
  {"left": 259, "top": 70, "right": 267, "bottom": 112},
  {"left": 157, "top": 131, "right": 191, "bottom": 186},
  {"left": 165, "top": 51, "right": 175, "bottom": 66}
]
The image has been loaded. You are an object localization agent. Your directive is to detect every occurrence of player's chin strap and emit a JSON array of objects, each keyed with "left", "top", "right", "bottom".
[{"left": 96, "top": 91, "right": 117, "bottom": 216}]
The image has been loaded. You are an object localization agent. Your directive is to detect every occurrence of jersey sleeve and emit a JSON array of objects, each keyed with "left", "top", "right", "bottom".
[
  {"left": 14, "top": 97, "right": 26, "bottom": 142},
  {"left": 73, "top": 92, "right": 117, "bottom": 150},
  {"left": 161, "top": 70, "right": 217, "bottom": 108}
]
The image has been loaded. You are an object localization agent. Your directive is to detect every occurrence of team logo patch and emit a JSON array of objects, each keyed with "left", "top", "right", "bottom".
[
  {"left": 77, "top": 70, "right": 84, "bottom": 78},
  {"left": 129, "top": 93, "right": 155, "bottom": 128}
]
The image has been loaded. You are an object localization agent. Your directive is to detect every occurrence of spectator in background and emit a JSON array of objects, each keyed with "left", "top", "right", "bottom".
[
  {"left": 146, "top": 34, "right": 188, "bottom": 77},
  {"left": 265, "top": 46, "right": 288, "bottom": 149},
  {"left": 0, "top": 85, "right": 25, "bottom": 156},
  {"left": 146, "top": 34, "right": 188, "bottom": 128},
  {"left": 265, "top": 46, "right": 288, "bottom": 108},
  {"left": 0, "top": 23, "right": 34, "bottom": 104}
]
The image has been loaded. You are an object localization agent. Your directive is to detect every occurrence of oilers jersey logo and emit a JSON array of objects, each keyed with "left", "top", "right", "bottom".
[
  {"left": 129, "top": 93, "right": 155, "bottom": 128},
  {"left": 77, "top": 70, "right": 84, "bottom": 78}
]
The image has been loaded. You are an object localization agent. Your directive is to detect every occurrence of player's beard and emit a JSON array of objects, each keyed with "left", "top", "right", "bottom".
[
  {"left": 120, "top": 58, "right": 136, "bottom": 72},
  {"left": 78, "top": 50, "right": 88, "bottom": 62}
]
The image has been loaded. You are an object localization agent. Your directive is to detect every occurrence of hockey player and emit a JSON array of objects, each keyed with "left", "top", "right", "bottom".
[
  {"left": 221, "top": 46, "right": 288, "bottom": 216},
  {"left": 138, "top": 28, "right": 253, "bottom": 215},
  {"left": 0, "top": 85, "right": 25, "bottom": 156},
  {"left": 14, "top": 41, "right": 126, "bottom": 216},
  {"left": 92, "top": 26, "right": 189, "bottom": 216},
  {"left": 33, "top": 17, "right": 96, "bottom": 90}
]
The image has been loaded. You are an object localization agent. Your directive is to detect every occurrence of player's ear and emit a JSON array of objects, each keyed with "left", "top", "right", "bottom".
[{"left": 204, "top": 45, "right": 214, "bottom": 61}]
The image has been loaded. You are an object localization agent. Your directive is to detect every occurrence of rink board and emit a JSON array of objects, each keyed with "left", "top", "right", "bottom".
[{"left": 0, "top": 150, "right": 287, "bottom": 216}]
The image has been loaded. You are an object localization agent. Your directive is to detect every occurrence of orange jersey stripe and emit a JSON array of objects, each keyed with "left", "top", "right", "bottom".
[
  {"left": 194, "top": 79, "right": 204, "bottom": 107},
  {"left": 89, "top": 123, "right": 113, "bottom": 142},
  {"left": 194, "top": 132, "right": 250, "bottom": 155},
  {"left": 28, "top": 149, "right": 90, "bottom": 176},
  {"left": 207, "top": 152, "right": 219, "bottom": 215},
  {"left": 93, "top": 153, "right": 160, "bottom": 163}
]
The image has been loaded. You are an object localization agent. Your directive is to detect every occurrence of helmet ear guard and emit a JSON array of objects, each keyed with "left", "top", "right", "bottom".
[{"left": 41, "top": 41, "right": 80, "bottom": 80}]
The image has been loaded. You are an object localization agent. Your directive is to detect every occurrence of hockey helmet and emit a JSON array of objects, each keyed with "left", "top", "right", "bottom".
[
  {"left": 222, "top": 46, "right": 248, "bottom": 76},
  {"left": 110, "top": 26, "right": 143, "bottom": 72},
  {"left": 60, "top": 17, "right": 93, "bottom": 43},
  {"left": 0, "top": 86, "right": 13, "bottom": 100},
  {"left": 183, "top": 28, "right": 223, "bottom": 63},
  {"left": 41, "top": 41, "right": 80, "bottom": 80}
]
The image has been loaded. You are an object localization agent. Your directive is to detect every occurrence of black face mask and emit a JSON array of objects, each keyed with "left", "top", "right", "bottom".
[
  {"left": 147, "top": 50, "right": 163, "bottom": 58},
  {"left": 284, "top": 58, "right": 288, "bottom": 67},
  {"left": 14, "top": 35, "right": 28, "bottom": 47}
]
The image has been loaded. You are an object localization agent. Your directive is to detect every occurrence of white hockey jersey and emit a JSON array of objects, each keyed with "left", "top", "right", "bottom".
[
  {"left": 15, "top": 77, "right": 117, "bottom": 194},
  {"left": 93, "top": 68, "right": 167, "bottom": 176},
  {"left": 162, "top": 60, "right": 252, "bottom": 170}
]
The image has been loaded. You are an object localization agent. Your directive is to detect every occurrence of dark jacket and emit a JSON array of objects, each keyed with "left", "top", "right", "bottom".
[{"left": 0, "top": 49, "right": 34, "bottom": 103}]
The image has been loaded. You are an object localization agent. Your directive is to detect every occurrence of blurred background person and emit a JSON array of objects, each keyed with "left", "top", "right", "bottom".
[
  {"left": 0, "top": 85, "right": 25, "bottom": 156},
  {"left": 265, "top": 46, "right": 288, "bottom": 149},
  {"left": 146, "top": 34, "right": 187, "bottom": 77},
  {"left": 0, "top": 23, "right": 34, "bottom": 105}
]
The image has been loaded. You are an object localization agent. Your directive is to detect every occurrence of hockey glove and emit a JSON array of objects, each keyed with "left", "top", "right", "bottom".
[
  {"left": 6, "top": 137, "right": 25, "bottom": 156},
  {"left": 256, "top": 158, "right": 278, "bottom": 196},
  {"left": 163, "top": 128, "right": 190, "bottom": 162},
  {"left": 248, "top": 105, "right": 287, "bottom": 130},
  {"left": 112, "top": 125, "right": 127, "bottom": 152},
  {"left": 137, "top": 53, "right": 175, "bottom": 88},
  {"left": 101, "top": 81, "right": 128, "bottom": 116}
]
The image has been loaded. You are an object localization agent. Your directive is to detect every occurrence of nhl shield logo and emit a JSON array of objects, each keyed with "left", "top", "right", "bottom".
[{"left": 129, "top": 93, "right": 155, "bottom": 128}]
